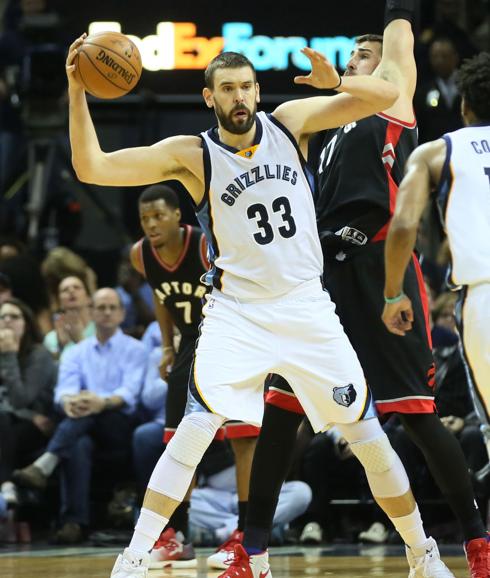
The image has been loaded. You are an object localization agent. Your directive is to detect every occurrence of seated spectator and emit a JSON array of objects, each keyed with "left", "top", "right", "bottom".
[
  {"left": 141, "top": 320, "right": 162, "bottom": 351},
  {"left": 0, "top": 298, "right": 57, "bottom": 507},
  {"left": 41, "top": 247, "right": 97, "bottom": 312},
  {"left": 132, "top": 346, "right": 167, "bottom": 490},
  {"left": 13, "top": 288, "right": 147, "bottom": 544},
  {"left": 188, "top": 445, "right": 312, "bottom": 548},
  {"left": 116, "top": 254, "right": 154, "bottom": 339},
  {"left": 415, "top": 37, "right": 463, "bottom": 143},
  {"left": 43, "top": 275, "right": 95, "bottom": 360}
]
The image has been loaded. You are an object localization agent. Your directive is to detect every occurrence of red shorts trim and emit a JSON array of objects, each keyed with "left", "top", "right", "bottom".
[
  {"left": 163, "top": 427, "right": 226, "bottom": 444},
  {"left": 225, "top": 423, "right": 260, "bottom": 439},
  {"left": 376, "top": 397, "right": 436, "bottom": 416},
  {"left": 265, "top": 389, "right": 305, "bottom": 414}
]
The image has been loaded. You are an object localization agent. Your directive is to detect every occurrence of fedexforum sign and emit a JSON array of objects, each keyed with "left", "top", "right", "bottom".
[{"left": 89, "top": 22, "right": 354, "bottom": 71}]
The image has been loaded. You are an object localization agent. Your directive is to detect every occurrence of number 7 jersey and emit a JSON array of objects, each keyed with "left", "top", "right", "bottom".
[{"left": 198, "top": 111, "right": 323, "bottom": 299}]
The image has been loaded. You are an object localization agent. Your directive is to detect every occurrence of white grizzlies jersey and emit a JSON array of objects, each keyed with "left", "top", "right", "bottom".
[
  {"left": 197, "top": 111, "right": 323, "bottom": 299},
  {"left": 438, "top": 124, "right": 490, "bottom": 286}
]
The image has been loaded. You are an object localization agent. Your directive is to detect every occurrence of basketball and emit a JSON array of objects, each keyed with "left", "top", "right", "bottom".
[{"left": 74, "top": 32, "right": 142, "bottom": 99}]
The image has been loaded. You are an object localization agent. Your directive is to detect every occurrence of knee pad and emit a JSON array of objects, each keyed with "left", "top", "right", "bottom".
[
  {"left": 350, "top": 433, "right": 396, "bottom": 473},
  {"left": 148, "top": 412, "right": 225, "bottom": 502},
  {"left": 166, "top": 412, "right": 224, "bottom": 469}
]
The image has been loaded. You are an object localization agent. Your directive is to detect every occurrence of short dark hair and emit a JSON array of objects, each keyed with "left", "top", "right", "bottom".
[
  {"left": 356, "top": 34, "right": 384, "bottom": 53},
  {"left": 205, "top": 51, "right": 256, "bottom": 89},
  {"left": 138, "top": 184, "right": 180, "bottom": 210},
  {"left": 456, "top": 52, "right": 490, "bottom": 122}
]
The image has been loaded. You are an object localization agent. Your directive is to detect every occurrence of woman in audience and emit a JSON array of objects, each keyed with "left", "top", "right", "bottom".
[
  {"left": 41, "top": 247, "right": 97, "bottom": 312},
  {"left": 0, "top": 298, "right": 57, "bottom": 506},
  {"left": 43, "top": 276, "right": 95, "bottom": 360}
]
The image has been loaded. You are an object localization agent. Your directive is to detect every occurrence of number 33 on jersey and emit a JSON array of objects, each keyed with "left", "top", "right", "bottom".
[{"left": 198, "top": 111, "right": 323, "bottom": 300}]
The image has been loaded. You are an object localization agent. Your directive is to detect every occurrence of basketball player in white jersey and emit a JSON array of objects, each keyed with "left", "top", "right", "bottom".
[
  {"left": 383, "top": 52, "right": 490, "bottom": 574},
  {"left": 66, "top": 36, "right": 453, "bottom": 578}
]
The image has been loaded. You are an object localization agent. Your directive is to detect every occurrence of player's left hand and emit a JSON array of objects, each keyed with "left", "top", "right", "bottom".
[
  {"left": 294, "top": 47, "right": 341, "bottom": 90},
  {"left": 382, "top": 295, "right": 414, "bottom": 336}
]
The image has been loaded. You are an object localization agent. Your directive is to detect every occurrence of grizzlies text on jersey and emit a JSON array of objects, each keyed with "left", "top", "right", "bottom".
[{"left": 197, "top": 111, "right": 323, "bottom": 299}]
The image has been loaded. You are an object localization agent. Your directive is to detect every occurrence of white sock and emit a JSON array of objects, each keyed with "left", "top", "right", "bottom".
[
  {"left": 34, "top": 452, "right": 59, "bottom": 476},
  {"left": 129, "top": 508, "right": 169, "bottom": 553},
  {"left": 390, "top": 505, "right": 428, "bottom": 553}
]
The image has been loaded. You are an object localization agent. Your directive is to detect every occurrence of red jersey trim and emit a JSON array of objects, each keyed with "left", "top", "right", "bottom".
[
  {"left": 225, "top": 423, "right": 261, "bottom": 439},
  {"left": 151, "top": 224, "right": 192, "bottom": 273},
  {"left": 371, "top": 120, "right": 404, "bottom": 242},
  {"left": 377, "top": 111, "right": 417, "bottom": 129},
  {"left": 376, "top": 397, "right": 436, "bottom": 416},
  {"left": 265, "top": 389, "right": 305, "bottom": 414},
  {"left": 200, "top": 233, "right": 210, "bottom": 269},
  {"left": 412, "top": 253, "right": 433, "bottom": 349}
]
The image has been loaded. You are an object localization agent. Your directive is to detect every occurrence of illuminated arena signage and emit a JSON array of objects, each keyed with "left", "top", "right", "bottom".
[{"left": 89, "top": 22, "right": 354, "bottom": 72}]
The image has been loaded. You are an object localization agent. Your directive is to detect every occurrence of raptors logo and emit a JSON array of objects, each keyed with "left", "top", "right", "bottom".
[{"left": 333, "top": 384, "right": 357, "bottom": 408}]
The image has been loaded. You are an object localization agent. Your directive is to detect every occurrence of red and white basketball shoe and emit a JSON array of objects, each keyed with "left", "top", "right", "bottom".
[
  {"left": 464, "top": 535, "right": 490, "bottom": 578},
  {"left": 149, "top": 527, "right": 197, "bottom": 569},
  {"left": 217, "top": 544, "right": 271, "bottom": 578},
  {"left": 207, "top": 529, "right": 244, "bottom": 569}
]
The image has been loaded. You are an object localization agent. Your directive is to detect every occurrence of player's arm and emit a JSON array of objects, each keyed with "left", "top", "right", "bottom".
[
  {"left": 382, "top": 139, "right": 446, "bottom": 335},
  {"left": 129, "top": 241, "right": 145, "bottom": 277},
  {"left": 66, "top": 36, "right": 203, "bottom": 196},
  {"left": 373, "top": 0, "right": 418, "bottom": 121},
  {"left": 273, "top": 48, "right": 399, "bottom": 136},
  {"left": 153, "top": 296, "right": 176, "bottom": 380}
]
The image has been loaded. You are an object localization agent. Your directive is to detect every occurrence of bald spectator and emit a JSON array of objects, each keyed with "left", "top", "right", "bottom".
[{"left": 13, "top": 288, "right": 147, "bottom": 544}]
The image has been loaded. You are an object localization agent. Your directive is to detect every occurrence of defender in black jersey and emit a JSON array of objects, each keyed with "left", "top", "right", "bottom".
[
  {"left": 245, "top": 1, "right": 487, "bottom": 568},
  {"left": 131, "top": 184, "right": 259, "bottom": 567}
]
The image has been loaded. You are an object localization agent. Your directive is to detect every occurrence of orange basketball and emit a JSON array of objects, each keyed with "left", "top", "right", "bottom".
[{"left": 74, "top": 31, "right": 142, "bottom": 99}]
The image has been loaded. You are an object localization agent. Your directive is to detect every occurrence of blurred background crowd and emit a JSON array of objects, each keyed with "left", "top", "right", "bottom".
[{"left": 0, "top": 0, "right": 489, "bottom": 549}]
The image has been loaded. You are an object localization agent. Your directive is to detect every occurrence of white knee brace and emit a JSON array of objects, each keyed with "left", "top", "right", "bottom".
[
  {"left": 147, "top": 412, "right": 225, "bottom": 502},
  {"left": 350, "top": 433, "right": 396, "bottom": 473},
  {"left": 337, "top": 419, "right": 410, "bottom": 498}
]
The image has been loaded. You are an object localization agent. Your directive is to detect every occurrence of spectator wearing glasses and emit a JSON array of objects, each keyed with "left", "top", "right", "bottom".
[
  {"left": 13, "top": 288, "right": 147, "bottom": 543},
  {"left": 0, "top": 298, "right": 57, "bottom": 507}
]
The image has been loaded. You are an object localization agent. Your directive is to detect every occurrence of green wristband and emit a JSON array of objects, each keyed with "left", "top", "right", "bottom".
[{"left": 384, "top": 292, "right": 406, "bottom": 304}]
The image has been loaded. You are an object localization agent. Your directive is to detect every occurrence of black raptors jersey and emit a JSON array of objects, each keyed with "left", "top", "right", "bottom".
[
  {"left": 311, "top": 113, "right": 417, "bottom": 251},
  {"left": 139, "top": 225, "right": 209, "bottom": 337}
]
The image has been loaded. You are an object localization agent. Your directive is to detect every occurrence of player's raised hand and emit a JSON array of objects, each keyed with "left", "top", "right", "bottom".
[
  {"left": 382, "top": 295, "right": 414, "bottom": 336},
  {"left": 294, "top": 47, "right": 341, "bottom": 90},
  {"left": 66, "top": 33, "right": 87, "bottom": 89}
]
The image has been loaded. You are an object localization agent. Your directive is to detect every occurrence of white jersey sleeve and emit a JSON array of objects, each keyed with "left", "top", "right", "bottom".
[
  {"left": 437, "top": 124, "right": 490, "bottom": 287},
  {"left": 196, "top": 111, "right": 323, "bottom": 299}
]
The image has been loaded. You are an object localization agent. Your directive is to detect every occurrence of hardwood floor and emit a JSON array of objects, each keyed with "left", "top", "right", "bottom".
[{"left": 0, "top": 545, "right": 470, "bottom": 577}]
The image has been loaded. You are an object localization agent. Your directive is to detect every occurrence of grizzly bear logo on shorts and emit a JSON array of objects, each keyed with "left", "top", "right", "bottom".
[{"left": 333, "top": 384, "right": 357, "bottom": 408}]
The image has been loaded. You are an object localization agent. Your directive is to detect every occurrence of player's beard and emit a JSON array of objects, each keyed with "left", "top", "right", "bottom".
[{"left": 215, "top": 101, "right": 257, "bottom": 135}]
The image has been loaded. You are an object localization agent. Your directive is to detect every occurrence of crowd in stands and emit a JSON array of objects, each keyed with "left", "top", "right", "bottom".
[{"left": 0, "top": 0, "right": 489, "bottom": 548}]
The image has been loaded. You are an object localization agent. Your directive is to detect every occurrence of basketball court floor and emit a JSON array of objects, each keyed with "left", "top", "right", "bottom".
[{"left": 0, "top": 543, "right": 470, "bottom": 577}]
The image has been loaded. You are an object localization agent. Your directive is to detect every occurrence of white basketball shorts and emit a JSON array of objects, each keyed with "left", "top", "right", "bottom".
[
  {"left": 461, "top": 282, "right": 490, "bottom": 422},
  {"left": 188, "top": 278, "right": 372, "bottom": 432}
]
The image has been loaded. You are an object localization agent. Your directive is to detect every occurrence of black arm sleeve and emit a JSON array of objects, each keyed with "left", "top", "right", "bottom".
[{"left": 384, "top": 0, "right": 417, "bottom": 26}]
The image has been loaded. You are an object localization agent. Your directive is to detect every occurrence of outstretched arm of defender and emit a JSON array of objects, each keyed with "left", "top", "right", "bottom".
[
  {"left": 66, "top": 35, "right": 202, "bottom": 192},
  {"left": 275, "top": 48, "right": 399, "bottom": 136},
  {"left": 382, "top": 140, "right": 444, "bottom": 335},
  {"left": 374, "top": 0, "right": 418, "bottom": 120}
]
